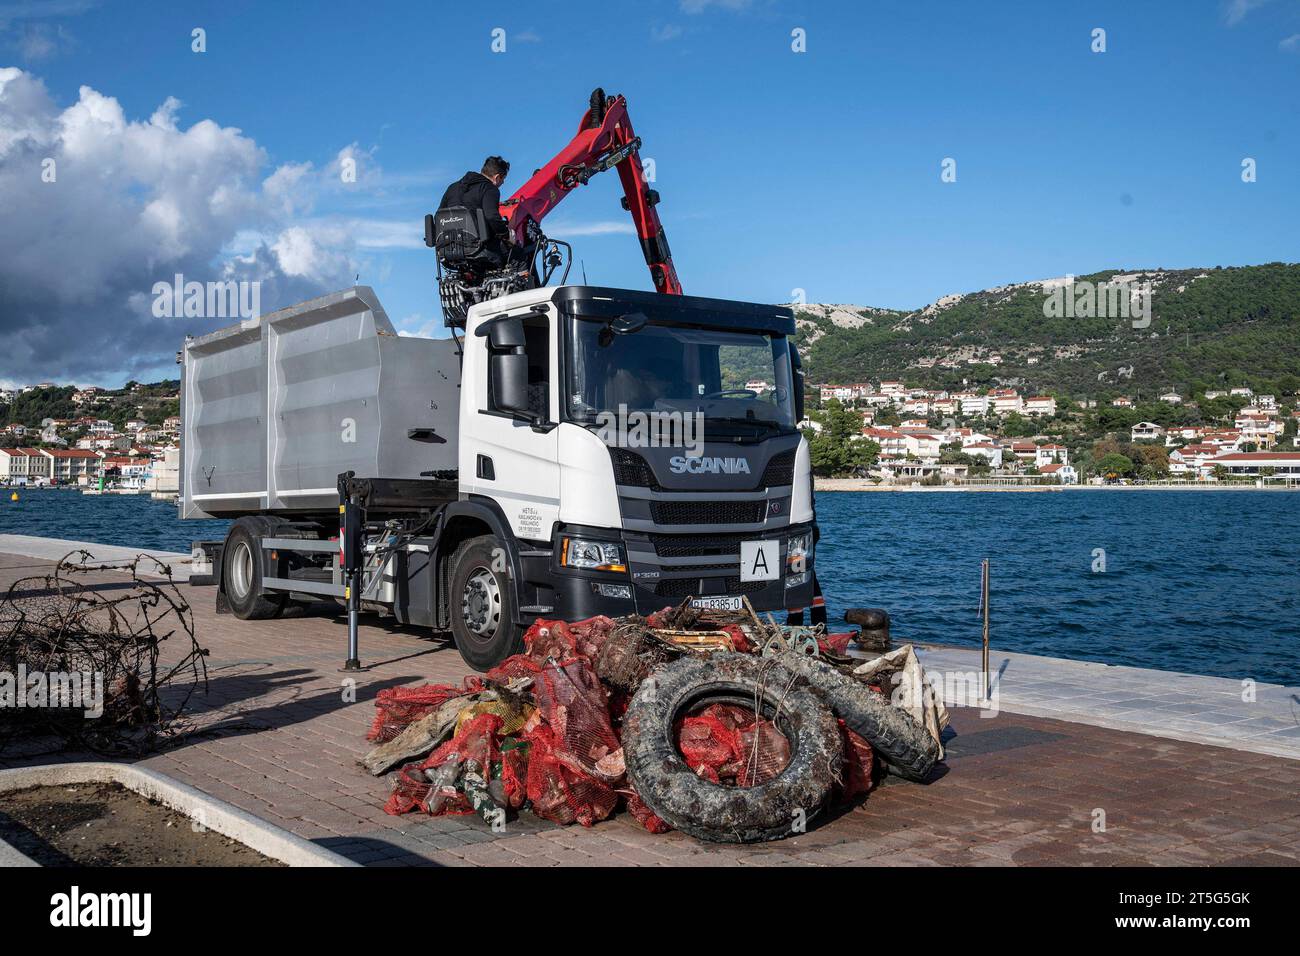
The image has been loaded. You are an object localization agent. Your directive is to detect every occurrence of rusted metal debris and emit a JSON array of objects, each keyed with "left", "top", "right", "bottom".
[{"left": 0, "top": 551, "right": 208, "bottom": 756}]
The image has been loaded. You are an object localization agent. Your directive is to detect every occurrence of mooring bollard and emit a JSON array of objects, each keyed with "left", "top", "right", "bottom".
[{"left": 845, "top": 607, "right": 890, "bottom": 653}]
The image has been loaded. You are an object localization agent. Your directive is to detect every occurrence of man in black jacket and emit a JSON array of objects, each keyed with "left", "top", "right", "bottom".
[{"left": 436, "top": 156, "right": 511, "bottom": 268}]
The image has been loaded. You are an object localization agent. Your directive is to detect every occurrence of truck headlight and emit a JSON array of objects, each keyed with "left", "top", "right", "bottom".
[
  {"left": 561, "top": 537, "right": 627, "bottom": 573},
  {"left": 786, "top": 530, "right": 812, "bottom": 587}
]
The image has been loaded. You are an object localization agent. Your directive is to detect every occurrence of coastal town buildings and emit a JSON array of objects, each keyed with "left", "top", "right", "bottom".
[
  {"left": 816, "top": 374, "right": 1297, "bottom": 486},
  {"left": 1208, "top": 451, "right": 1300, "bottom": 477},
  {"left": 2, "top": 382, "right": 181, "bottom": 491}
]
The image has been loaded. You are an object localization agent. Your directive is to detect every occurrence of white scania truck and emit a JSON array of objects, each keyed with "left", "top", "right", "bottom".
[{"left": 180, "top": 284, "right": 817, "bottom": 670}]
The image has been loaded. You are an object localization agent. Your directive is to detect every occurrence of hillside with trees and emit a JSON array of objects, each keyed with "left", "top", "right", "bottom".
[
  {"left": 796, "top": 262, "right": 1300, "bottom": 403},
  {"left": 1, "top": 379, "right": 180, "bottom": 440}
]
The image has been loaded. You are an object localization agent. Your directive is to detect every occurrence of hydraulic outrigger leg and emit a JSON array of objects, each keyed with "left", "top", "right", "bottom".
[{"left": 338, "top": 474, "right": 364, "bottom": 672}]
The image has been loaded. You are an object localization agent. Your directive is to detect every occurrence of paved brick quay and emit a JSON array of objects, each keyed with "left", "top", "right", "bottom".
[{"left": 2, "top": 540, "right": 1299, "bottom": 867}]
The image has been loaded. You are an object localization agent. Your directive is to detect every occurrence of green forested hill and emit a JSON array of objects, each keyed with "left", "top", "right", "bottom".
[
  {"left": 797, "top": 263, "right": 1300, "bottom": 400},
  {"left": 1, "top": 380, "right": 180, "bottom": 433}
]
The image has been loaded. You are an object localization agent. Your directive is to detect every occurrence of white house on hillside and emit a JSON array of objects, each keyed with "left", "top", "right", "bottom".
[{"left": 1024, "top": 396, "right": 1056, "bottom": 416}]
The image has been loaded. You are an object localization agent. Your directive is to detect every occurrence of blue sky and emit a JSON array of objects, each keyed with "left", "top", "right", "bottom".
[{"left": 2, "top": 0, "right": 1299, "bottom": 384}]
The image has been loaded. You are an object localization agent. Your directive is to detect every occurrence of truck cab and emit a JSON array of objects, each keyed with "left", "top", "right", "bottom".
[{"left": 458, "top": 284, "right": 816, "bottom": 631}]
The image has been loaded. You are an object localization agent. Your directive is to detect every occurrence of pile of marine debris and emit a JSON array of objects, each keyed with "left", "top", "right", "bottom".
[
  {"left": 362, "top": 599, "right": 946, "bottom": 843},
  {"left": 0, "top": 552, "right": 209, "bottom": 756}
]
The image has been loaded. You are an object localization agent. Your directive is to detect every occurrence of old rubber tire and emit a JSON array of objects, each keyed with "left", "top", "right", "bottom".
[
  {"left": 223, "top": 518, "right": 287, "bottom": 620},
  {"left": 770, "top": 654, "right": 939, "bottom": 782},
  {"left": 448, "top": 535, "right": 525, "bottom": 672},
  {"left": 623, "top": 653, "right": 842, "bottom": 843}
]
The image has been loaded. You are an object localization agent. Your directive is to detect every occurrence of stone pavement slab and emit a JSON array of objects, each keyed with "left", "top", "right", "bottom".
[{"left": 915, "top": 644, "right": 1300, "bottom": 761}]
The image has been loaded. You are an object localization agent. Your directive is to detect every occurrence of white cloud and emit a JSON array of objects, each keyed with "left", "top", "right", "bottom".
[
  {"left": 348, "top": 218, "right": 426, "bottom": 249},
  {"left": 0, "top": 68, "right": 364, "bottom": 383},
  {"left": 0, "top": 0, "right": 96, "bottom": 31},
  {"left": 1, "top": 1, "right": 88, "bottom": 59},
  {"left": 396, "top": 313, "right": 441, "bottom": 339},
  {"left": 1223, "top": 0, "right": 1271, "bottom": 26},
  {"left": 1281, "top": 33, "right": 1300, "bottom": 51},
  {"left": 651, "top": 23, "right": 683, "bottom": 42},
  {"left": 543, "top": 219, "right": 636, "bottom": 237}
]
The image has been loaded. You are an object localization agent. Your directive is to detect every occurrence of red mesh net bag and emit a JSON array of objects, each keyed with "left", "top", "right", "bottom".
[
  {"left": 531, "top": 660, "right": 624, "bottom": 778},
  {"left": 524, "top": 723, "right": 619, "bottom": 826},
  {"left": 624, "top": 788, "right": 672, "bottom": 834},
  {"left": 517, "top": 659, "right": 624, "bottom": 827},
  {"left": 367, "top": 679, "right": 486, "bottom": 743},
  {"left": 735, "top": 714, "right": 792, "bottom": 786},
  {"left": 486, "top": 654, "right": 544, "bottom": 684},
  {"left": 719, "top": 624, "right": 755, "bottom": 654},
  {"left": 524, "top": 619, "right": 579, "bottom": 662},
  {"left": 675, "top": 703, "right": 790, "bottom": 787},
  {"left": 818, "top": 631, "right": 855, "bottom": 656},
  {"left": 837, "top": 719, "right": 876, "bottom": 800},
  {"left": 523, "top": 616, "right": 616, "bottom": 664},
  {"left": 383, "top": 713, "right": 528, "bottom": 817},
  {"left": 569, "top": 615, "right": 616, "bottom": 659}
]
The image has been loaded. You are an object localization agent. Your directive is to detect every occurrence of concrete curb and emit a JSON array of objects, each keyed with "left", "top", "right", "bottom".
[
  {"left": 0, "top": 534, "right": 191, "bottom": 581},
  {"left": 0, "top": 837, "right": 38, "bottom": 866},
  {"left": 0, "top": 762, "right": 358, "bottom": 867}
]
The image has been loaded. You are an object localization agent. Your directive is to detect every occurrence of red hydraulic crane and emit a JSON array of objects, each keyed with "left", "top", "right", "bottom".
[{"left": 499, "top": 88, "right": 682, "bottom": 296}]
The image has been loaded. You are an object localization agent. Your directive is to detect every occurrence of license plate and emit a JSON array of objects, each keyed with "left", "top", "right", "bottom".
[{"left": 690, "top": 596, "right": 744, "bottom": 612}]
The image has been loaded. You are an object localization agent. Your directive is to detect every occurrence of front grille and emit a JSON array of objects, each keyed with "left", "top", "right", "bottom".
[
  {"left": 760, "top": 449, "right": 796, "bottom": 487},
  {"left": 651, "top": 534, "right": 747, "bottom": 558},
  {"left": 667, "top": 561, "right": 742, "bottom": 574},
  {"left": 649, "top": 500, "right": 767, "bottom": 526},
  {"left": 613, "top": 446, "right": 797, "bottom": 491},
  {"left": 609, "top": 448, "right": 661, "bottom": 490},
  {"left": 654, "top": 577, "right": 770, "bottom": 599}
]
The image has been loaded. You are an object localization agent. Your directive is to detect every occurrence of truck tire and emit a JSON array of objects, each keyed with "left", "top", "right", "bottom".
[
  {"left": 222, "top": 518, "right": 286, "bottom": 620},
  {"left": 769, "top": 654, "right": 939, "bottom": 782},
  {"left": 448, "top": 535, "right": 525, "bottom": 672},
  {"left": 622, "top": 653, "right": 842, "bottom": 843}
]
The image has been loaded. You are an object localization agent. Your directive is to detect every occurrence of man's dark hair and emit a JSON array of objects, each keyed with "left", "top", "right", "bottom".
[{"left": 481, "top": 156, "right": 510, "bottom": 180}]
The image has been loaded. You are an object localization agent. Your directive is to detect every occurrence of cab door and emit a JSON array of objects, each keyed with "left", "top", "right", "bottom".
[{"left": 465, "top": 306, "right": 561, "bottom": 543}]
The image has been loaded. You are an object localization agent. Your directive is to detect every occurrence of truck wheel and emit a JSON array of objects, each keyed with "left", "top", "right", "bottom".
[
  {"left": 222, "top": 519, "right": 286, "bottom": 620},
  {"left": 448, "top": 535, "right": 524, "bottom": 671}
]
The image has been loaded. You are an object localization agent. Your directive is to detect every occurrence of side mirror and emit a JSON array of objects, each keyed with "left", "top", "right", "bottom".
[
  {"left": 491, "top": 352, "right": 531, "bottom": 417},
  {"left": 424, "top": 213, "right": 436, "bottom": 248},
  {"left": 789, "top": 341, "right": 805, "bottom": 422},
  {"left": 475, "top": 316, "right": 526, "bottom": 349}
]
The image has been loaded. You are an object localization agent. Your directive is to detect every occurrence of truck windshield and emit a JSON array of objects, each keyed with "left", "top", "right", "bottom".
[{"left": 565, "top": 314, "right": 797, "bottom": 437}]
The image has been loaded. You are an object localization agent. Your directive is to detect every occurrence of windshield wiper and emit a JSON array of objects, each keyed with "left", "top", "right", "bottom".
[{"left": 703, "top": 416, "right": 787, "bottom": 436}]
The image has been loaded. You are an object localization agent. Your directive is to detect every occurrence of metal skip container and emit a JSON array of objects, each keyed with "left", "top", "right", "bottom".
[{"left": 179, "top": 286, "right": 459, "bottom": 520}]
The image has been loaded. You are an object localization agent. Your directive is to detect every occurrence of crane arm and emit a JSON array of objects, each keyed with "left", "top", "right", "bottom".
[{"left": 500, "top": 89, "right": 682, "bottom": 296}]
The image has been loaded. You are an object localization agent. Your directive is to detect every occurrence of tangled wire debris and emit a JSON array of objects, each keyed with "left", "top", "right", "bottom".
[
  {"left": 0, "top": 551, "right": 209, "bottom": 756},
  {"left": 364, "top": 598, "right": 933, "bottom": 842}
]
